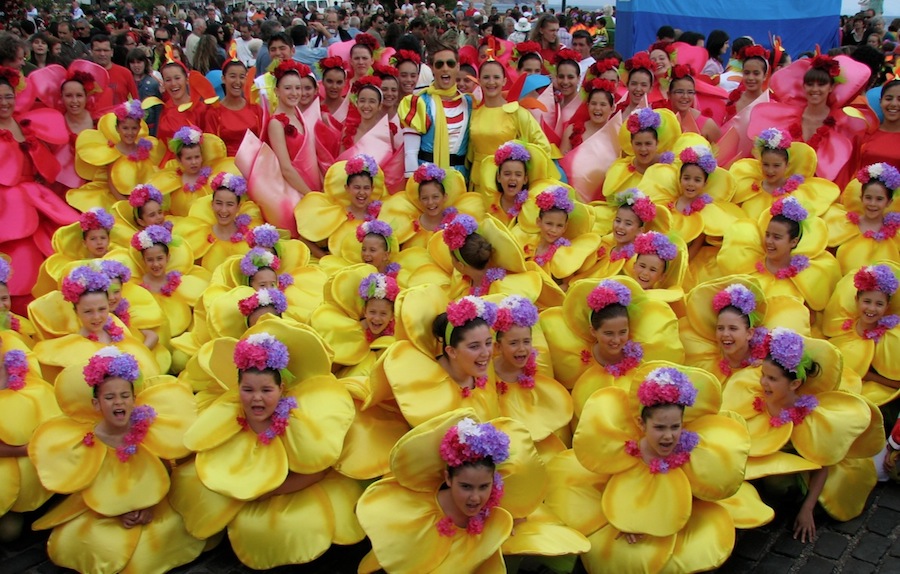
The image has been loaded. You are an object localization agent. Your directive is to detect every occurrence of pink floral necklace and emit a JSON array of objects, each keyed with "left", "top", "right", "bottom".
[
  {"left": 533, "top": 237, "right": 571, "bottom": 266},
  {"left": 82, "top": 405, "right": 157, "bottom": 462},
  {"left": 180, "top": 166, "right": 212, "bottom": 193},
  {"left": 496, "top": 350, "right": 537, "bottom": 395},
  {"left": 624, "top": 430, "right": 699, "bottom": 474},
  {"left": 87, "top": 318, "right": 124, "bottom": 343},
  {"left": 207, "top": 214, "right": 252, "bottom": 244},
  {"left": 671, "top": 194, "right": 712, "bottom": 216},
  {"left": 753, "top": 394, "right": 818, "bottom": 427},
  {"left": 469, "top": 267, "right": 507, "bottom": 296},
  {"left": 842, "top": 315, "right": 900, "bottom": 343},
  {"left": 846, "top": 211, "right": 900, "bottom": 241},
  {"left": 460, "top": 376, "right": 487, "bottom": 398},
  {"left": 127, "top": 138, "right": 152, "bottom": 162},
  {"left": 3, "top": 349, "right": 28, "bottom": 391},
  {"left": 609, "top": 242, "right": 635, "bottom": 262},
  {"left": 755, "top": 255, "right": 810, "bottom": 279},
  {"left": 752, "top": 174, "right": 804, "bottom": 197},
  {"left": 237, "top": 396, "right": 297, "bottom": 445}
]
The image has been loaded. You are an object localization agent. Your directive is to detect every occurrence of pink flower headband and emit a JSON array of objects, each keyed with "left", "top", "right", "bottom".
[
  {"left": 634, "top": 231, "right": 677, "bottom": 262},
  {"left": 247, "top": 224, "right": 281, "bottom": 249},
  {"left": 636, "top": 366, "right": 697, "bottom": 408},
  {"left": 168, "top": 125, "right": 203, "bottom": 155},
  {"left": 413, "top": 163, "right": 446, "bottom": 184},
  {"left": 712, "top": 283, "right": 760, "bottom": 327},
  {"left": 80, "top": 207, "right": 115, "bottom": 232},
  {"left": 359, "top": 273, "right": 399, "bottom": 302},
  {"left": 61, "top": 264, "right": 111, "bottom": 303},
  {"left": 626, "top": 108, "right": 661, "bottom": 134},
  {"left": 854, "top": 264, "right": 899, "bottom": 296},
  {"left": 755, "top": 127, "right": 791, "bottom": 152},
  {"left": 445, "top": 296, "right": 498, "bottom": 344},
  {"left": 114, "top": 99, "right": 145, "bottom": 121},
  {"left": 240, "top": 247, "right": 281, "bottom": 278},
  {"left": 587, "top": 279, "right": 632, "bottom": 313},
  {"left": 493, "top": 295, "right": 538, "bottom": 333},
  {"left": 535, "top": 186, "right": 574, "bottom": 214},
  {"left": 857, "top": 162, "right": 900, "bottom": 193},
  {"left": 494, "top": 142, "right": 531, "bottom": 167},
  {"left": 83, "top": 347, "right": 140, "bottom": 387},
  {"left": 679, "top": 146, "right": 717, "bottom": 175},
  {"left": 356, "top": 220, "right": 394, "bottom": 250},
  {"left": 211, "top": 172, "right": 248, "bottom": 196},
  {"left": 770, "top": 196, "right": 808, "bottom": 223},
  {"left": 238, "top": 288, "right": 288, "bottom": 317},
  {"left": 234, "top": 332, "right": 290, "bottom": 372},
  {"left": 440, "top": 417, "right": 510, "bottom": 467},
  {"left": 129, "top": 184, "right": 164, "bottom": 208},
  {"left": 131, "top": 224, "right": 172, "bottom": 251},
  {"left": 442, "top": 212, "right": 479, "bottom": 252},
  {"left": 346, "top": 154, "right": 379, "bottom": 178},
  {"left": 612, "top": 188, "right": 657, "bottom": 224}
]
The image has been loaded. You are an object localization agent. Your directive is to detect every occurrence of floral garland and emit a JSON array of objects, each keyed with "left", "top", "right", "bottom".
[
  {"left": 274, "top": 113, "right": 299, "bottom": 138},
  {"left": 208, "top": 213, "right": 253, "bottom": 244},
  {"left": 359, "top": 272, "right": 400, "bottom": 302},
  {"left": 788, "top": 116, "right": 835, "bottom": 151},
  {"left": 718, "top": 328, "right": 769, "bottom": 377},
  {"left": 460, "top": 376, "right": 487, "bottom": 398},
  {"left": 237, "top": 396, "right": 297, "bottom": 445},
  {"left": 494, "top": 141, "right": 531, "bottom": 166},
  {"left": 113, "top": 299, "right": 131, "bottom": 327},
  {"left": 80, "top": 207, "right": 115, "bottom": 232},
  {"left": 534, "top": 237, "right": 571, "bottom": 266},
  {"left": 62, "top": 265, "right": 111, "bottom": 303},
  {"left": 846, "top": 211, "right": 900, "bottom": 241},
  {"left": 755, "top": 255, "right": 810, "bottom": 279},
  {"left": 857, "top": 162, "right": 900, "bottom": 191},
  {"left": 3, "top": 349, "right": 28, "bottom": 391},
  {"left": 752, "top": 174, "right": 804, "bottom": 197},
  {"left": 842, "top": 315, "right": 900, "bottom": 343},
  {"left": 346, "top": 201, "right": 382, "bottom": 222},
  {"left": 609, "top": 242, "right": 636, "bottom": 261},
  {"left": 3, "top": 314, "right": 21, "bottom": 333},
  {"left": 725, "top": 83, "right": 746, "bottom": 117},
  {"left": 626, "top": 107, "right": 661, "bottom": 134},
  {"left": 624, "top": 429, "right": 699, "bottom": 474},
  {"left": 87, "top": 318, "right": 125, "bottom": 343},
  {"left": 365, "top": 319, "right": 395, "bottom": 343},
  {"left": 181, "top": 166, "right": 212, "bottom": 193},
  {"left": 672, "top": 193, "right": 712, "bottom": 215},
  {"left": 603, "top": 340, "right": 643, "bottom": 377},
  {"left": 496, "top": 350, "right": 537, "bottom": 395},
  {"left": 469, "top": 267, "right": 507, "bottom": 296},
  {"left": 753, "top": 394, "right": 818, "bottom": 427},
  {"left": 160, "top": 271, "right": 182, "bottom": 297},
  {"left": 127, "top": 138, "right": 153, "bottom": 162},
  {"left": 115, "top": 405, "right": 157, "bottom": 462},
  {"left": 502, "top": 189, "right": 528, "bottom": 219}
]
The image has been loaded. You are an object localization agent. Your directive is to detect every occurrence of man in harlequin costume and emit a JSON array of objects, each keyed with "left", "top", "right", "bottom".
[{"left": 399, "top": 41, "right": 474, "bottom": 179}]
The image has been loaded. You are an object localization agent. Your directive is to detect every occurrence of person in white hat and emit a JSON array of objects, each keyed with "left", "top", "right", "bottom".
[{"left": 508, "top": 17, "right": 531, "bottom": 43}]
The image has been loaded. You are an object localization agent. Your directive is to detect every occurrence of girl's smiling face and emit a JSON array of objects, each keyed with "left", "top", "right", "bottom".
[
  {"left": 590, "top": 314, "right": 629, "bottom": 363},
  {"left": 136, "top": 201, "right": 165, "bottom": 228},
  {"left": 716, "top": 308, "right": 753, "bottom": 360},
  {"left": 760, "top": 150, "right": 788, "bottom": 186},
  {"left": 537, "top": 211, "right": 568, "bottom": 244},
  {"left": 445, "top": 324, "right": 493, "bottom": 379},
  {"left": 361, "top": 235, "right": 389, "bottom": 270},
  {"left": 76, "top": 292, "right": 110, "bottom": 335},
  {"left": 679, "top": 164, "right": 707, "bottom": 200},
  {"left": 627, "top": 70, "right": 652, "bottom": 105},
  {"left": 880, "top": 83, "right": 900, "bottom": 124},
  {"left": 613, "top": 207, "right": 643, "bottom": 245},
  {"left": 742, "top": 58, "right": 767, "bottom": 93},
  {"left": 398, "top": 61, "right": 419, "bottom": 96},
  {"left": 212, "top": 189, "right": 240, "bottom": 227},
  {"left": 346, "top": 175, "right": 373, "bottom": 211},
  {"left": 587, "top": 91, "right": 613, "bottom": 127},
  {"left": 556, "top": 63, "right": 580, "bottom": 98},
  {"left": 356, "top": 87, "right": 381, "bottom": 122},
  {"left": 760, "top": 358, "right": 800, "bottom": 410},
  {"left": 418, "top": 181, "right": 446, "bottom": 218},
  {"left": 860, "top": 181, "right": 891, "bottom": 222},
  {"left": 116, "top": 118, "right": 141, "bottom": 145},
  {"left": 142, "top": 245, "right": 169, "bottom": 279},
  {"left": 632, "top": 253, "right": 665, "bottom": 289},
  {"left": 763, "top": 219, "right": 799, "bottom": 263},
  {"left": 299, "top": 77, "right": 318, "bottom": 108},
  {"left": 364, "top": 298, "right": 394, "bottom": 335},
  {"left": 61, "top": 80, "right": 87, "bottom": 116},
  {"left": 856, "top": 290, "right": 888, "bottom": 329}
]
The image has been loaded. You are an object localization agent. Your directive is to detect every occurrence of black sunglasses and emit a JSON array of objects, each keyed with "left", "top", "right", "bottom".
[
  {"left": 433, "top": 59, "right": 457, "bottom": 69},
  {"left": 155, "top": 36, "right": 168, "bottom": 41}
]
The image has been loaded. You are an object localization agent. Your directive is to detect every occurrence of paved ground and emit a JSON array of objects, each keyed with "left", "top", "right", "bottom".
[{"left": 4, "top": 481, "right": 899, "bottom": 573}]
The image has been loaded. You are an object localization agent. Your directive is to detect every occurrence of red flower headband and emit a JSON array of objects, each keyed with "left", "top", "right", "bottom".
[
  {"left": 624, "top": 52, "right": 654, "bottom": 74},
  {"left": 372, "top": 62, "right": 399, "bottom": 80},
  {"left": 391, "top": 49, "right": 421, "bottom": 67},
  {"left": 739, "top": 45, "right": 770, "bottom": 62},
  {"left": 554, "top": 48, "right": 582, "bottom": 65},
  {"left": 809, "top": 54, "right": 840, "bottom": 78},
  {"left": 670, "top": 64, "right": 693, "bottom": 80},
  {"left": 0, "top": 66, "right": 22, "bottom": 91},
  {"left": 351, "top": 75, "right": 382, "bottom": 96},
  {"left": 583, "top": 77, "right": 617, "bottom": 95},
  {"left": 354, "top": 33, "right": 380, "bottom": 52},
  {"left": 592, "top": 58, "right": 620, "bottom": 75},
  {"left": 66, "top": 70, "right": 101, "bottom": 95},
  {"left": 319, "top": 56, "right": 347, "bottom": 74},
  {"left": 648, "top": 41, "right": 675, "bottom": 56},
  {"left": 514, "top": 41, "right": 542, "bottom": 60},
  {"left": 273, "top": 60, "right": 311, "bottom": 82}
]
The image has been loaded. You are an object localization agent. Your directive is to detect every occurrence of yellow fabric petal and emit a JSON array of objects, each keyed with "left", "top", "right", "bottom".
[
  {"left": 539, "top": 306, "right": 590, "bottom": 389},
  {"left": 715, "top": 481, "right": 774, "bottom": 529},
  {"left": 492, "top": 417, "right": 547, "bottom": 519},
  {"left": 497, "top": 373, "right": 573, "bottom": 442},
  {"left": 310, "top": 304, "right": 370, "bottom": 366},
  {"left": 571, "top": 365, "right": 621, "bottom": 420},
  {"left": 281, "top": 377, "right": 356, "bottom": 474},
  {"left": 721, "top": 370, "right": 793, "bottom": 457},
  {"left": 138, "top": 383, "right": 196, "bottom": 460},
  {"left": 82, "top": 445, "right": 169, "bottom": 517},
  {"left": 660, "top": 499, "right": 735, "bottom": 573},
  {"left": 8, "top": 455, "right": 51, "bottom": 512},
  {"left": 0, "top": 457, "right": 21, "bottom": 514},
  {"left": 31, "top": 491, "right": 89, "bottom": 530},
  {"left": 543, "top": 450, "right": 609, "bottom": 536},
  {"left": 601, "top": 464, "right": 693, "bottom": 537},
  {"left": 681, "top": 413, "right": 750, "bottom": 501},
  {"left": 196, "top": 429, "right": 289, "bottom": 501},
  {"left": 0, "top": 375, "right": 60, "bottom": 445},
  {"left": 500, "top": 503, "right": 591, "bottom": 556},
  {"left": 168, "top": 460, "right": 244, "bottom": 539},
  {"left": 45, "top": 507, "right": 141, "bottom": 574},
  {"left": 295, "top": 193, "right": 347, "bottom": 242},
  {"left": 183, "top": 390, "right": 243, "bottom": 452},
  {"left": 334, "top": 399, "right": 410, "bottom": 480},
  {"left": 791, "top": 391, "right": 871, "bottom": 466},
  {"left": 744, "top": 452, "right": 821, "bottom": 481},
  {"left": 573, "top": 387, "right": 641, "bottom": 475},
  {"left": 390, "top": 409, "right": 478, "bottom": 492},
  {"left": 845, "top": 397, "right": 886, "bottom": 459},
  {"left": 120, "top": 498, "right": 205, "bottom": 574},
  {"left": 318, "top": 470, "right": 365, "bottom": 544},
  {"left": 29, "top": 417, "right": 105, "bottom": 493},
  {"left": 817, "top": 457, "right": 877, "bottom": 521},
  {"left": 582, "top": 523, "right": 675, "bottom": 574}
]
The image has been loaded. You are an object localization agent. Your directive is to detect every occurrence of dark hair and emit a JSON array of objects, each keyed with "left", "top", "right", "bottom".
[
  {"left": 222, "top": 58, "right": 248, "bottom": 76},
  {"left": 881, "top": 79, "right": 900, "bottom": 98},
  {"left": 125, "top": 47, "right": 150, "bottom": 68},
  {"left": 432, "top": 312, "right": 490, "bottom": 348},
  {"left": 573, "top": 30, "right": 592, "bottom": 44},
  {"left": 656, "top": 25, "right": 675, "bottom": 41},
  {"left": 346, "top": 172, "right": 374, "bottom": 187},
  {"left": 856, "top": 288, "right": 892, "bottom": 302},
  {"left": 617, "top": 204, "right": 646, "bottom": 227},
  {"left": 630, "top": 126, "right": 659, "bottom": 141},
  {"left": 239, "top": 366, "right": 282, "bottom": 385},
  {"left": 557, "top": 58, "right": 580, "bottom": 77},
  {"left": 0, "top": 32, "right": 26, "bottom": 66},
  {"left": 731, "top": 37, "right": 754, "bottom": 57},
  {"left": 351, "top": 42, "right": 374, "bottom": 58},
  {"left": 214, "top": 186, "right": 242, "bottom": 203},
  {"left": 677, "top": 31, "right": 705, "bottom": 46},
  {"left": 175, "top": 141, "right": 200, "bottom": 159},
  {"left": 457, "top": 232, "right": 493, "bottom": 270},
  {"left": 90, "top": 34, "right": 111, "bottom": 48},
  {"left": 760, "top": 146, "right": 789, "bottom": 163},
  {"left": 861, "top": 178, "right": 891, "bottom": 197},
  {"left": 81, "top": 227, "right": 109, "bottom": 240},
  {"left": 770, "top": 214, "right": 801, "bottom": 241},
  {"left": 480, "top": 59, "right": 506, "bottom": 78},
  {"left": 680, "top": 161, "right": 709, "bottom": 182},
  {"left": 589, "top": 302, "right": 628, "bottom": 331},
  {"left": 141, "top": 241, "right": 170, "bottom": 256},
  {"left": 290, "top": 23, "right": 309, "bottom": 46},
  {"left": 850, "top": 45, "right": 883, "bottom": 88},
  {"left": 705, "top": 30, "right": 729, "bottom": 65},
  {"left": 640, "top": 402, "right": 684, "bottom": 422},
  {"left": 446, "top": 458, "right": 496, "bottom": 478},
  {"left": 763, "top": 356, "right": 820, "bottom": 383},
  {"left": 670, "top": 74, "right": 695, "bottom": 90},
  {"left": 717, "top": 305, "right": 751, "bottom": 329},
  {"left": 803, "top": 65, "right": 833, "bottom": 86},
  {"left": 357, "top": 83, "right": 383, "bottom": 102},
  {"left": 418, "top": 179, "right": 446, "bottom": 196},
  {"left": 459, "top": 63, "right": 477, "bottom": 80},
  {"left": 517, "top": 51, "right": 543, "bottom": 71},
  {"left": 539, "top": 206, "right": 569, "bottom": 220},
  {"left": 627, "top": 67, "right": 653, "bottom": 85},
  {"left": 92, "top": 376, "right": 135, "bottom": 398},
  {"left": 588, "top": 87, "right": 615, "bottom": 107},
  {"left": 268, "top": 31, "right": 293, "bottom": 49}
]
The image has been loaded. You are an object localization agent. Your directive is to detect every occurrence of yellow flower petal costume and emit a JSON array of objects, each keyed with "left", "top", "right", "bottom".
[
  {"left": 179, "top": 195, "right": 263, "bottom": 272},
  {"left": 147, "top": 134, "right": 230, "bottom": 217},
  {"left": 601, "top": 109, "right": 683, "bottom": 198}
]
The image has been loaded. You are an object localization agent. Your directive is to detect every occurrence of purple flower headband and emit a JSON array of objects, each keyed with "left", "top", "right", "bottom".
[
  {"left": 234, "top": 332, "right": 290, "bottom": 372},
  {"left": 755, "top": 127, "right": 791, "bottom": 151},
  {"left": 493, "top": 295, "right": 539, "bottom": 333},
  {"left": 679, "top": 145, "right": 717, "bottom": 174},
  {"left": 712, "top": 283, "right": 760, "bottom": 327},
  {"left": 634, "top": 231, "right": 677, "bottom": 262},
  {"left": 131, "top": 224, "right": 172, "bottom": 251},
  {"left": 211, "top": 172, "right": 248, "bottom": 196},
  {"left": 129, "top": 184, "right": 164, "bottom": 208},
  {"left": 345, "top": 154, "right": 379, "bottom": 178},
  {"left": 99, "top": 260, "right": 132, "bottom": 283},
  {"left": 0, "top": 258, "right": 10, "bottom": 285},
  {"left": 587, "top": 279, "right": 632, "bottom": 313},
  {"left": 247, "top": 224, "right": 281, "bottom": 249},
  {"left": 494, "top": 141, "right": 531, "bottom": 166},
  {"left": 359, "top": 272, "right": 400, "bottom": 302},
  {"left": 79, "top": 207, "right": 115, "bottom": 232},
  {"left": 61, "top": 264, "right": 111, "bottom": 303},
  {"left": 238, "top": 288, "right": 288, "bottom": 317},
  {"left": 770, "top": 196, "right": 808, "bottom": 223},
  {"left": 356, "top": 219, "right": 394, "bottom": 249},
  {"left": 535, "top": 186, "right": 575, "bottom": 214},
  {"left": 764, "top": 327, "right": 813, "bottom": 379},
  {"left": 114, "top": 99, "right": 145, "bottom": 121},
  {"left": 442, "top": 212, "right": 479, "bottom": 252},
  {"left": 612, "top": 188, "right": 657, "bottom": 224},
  {"left": 854, "top": 264, "right": 899, "bottom": 296},
  {"left": 626, "top": 107, "right": 661, "bottom": 134},
  {"left": 636, "top": 366, "right": 698, "bottom": 408},
  {"left": 168, "top": 125, "right": 203, "bottom": 155},
  {"left": 83, "top": 347, "right": 140, "bottom": 387},
  {"left": 413, "top": 162, "right": 446, "bottom": 184},
  {"left": 857, "top": 162, "right": 900, "bottom": 193},
  {"left": 440, "top": 417, "right": 510, "bottom": 467},
  {"left": 240, "top": 247, "right": 281, "bottom": 278},
  {"left": 445, "top": 296, "right": 498, "bottom": 345}
]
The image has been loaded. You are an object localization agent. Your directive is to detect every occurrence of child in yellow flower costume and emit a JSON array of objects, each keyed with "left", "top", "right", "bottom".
[
  {"left": 823, "top": 263, "right": 900, "bottom": 406},
  {"left": 601, "top": 107, "right": 681, "bottom": 196},
  {"left": 545, "top": 361, "right": 760, "bottom": 573},
  {"left": 477, "top": 141, "right": 556, "bottom": 228},
  {"left": 721, "top": 328, "right": 885, "bottom": 538},
  {"left": 67, "top": 99, "right": 165, "bottom": 212},
  {"left": 356, "top": 409, "right": 589, "bottom": 573},
  {"left": 169, "top": 324, "right": 363, "bottom": 570},
  {"left": 0, "top": 336, "right": 59, "bottom": 538},
  {"left": 624, "top": 230, "right": 688, "bottom": 305},
  {"left": 101, "top": 259, "right": 165, "bottom": 361},
  {"left": 148, "top": 125, "right": 230, "bottom": 217},
  {"left": 108, "top": 184, "right": 171, "bottom": 249},
  {"left": 1, "top": 259, "right": 35, "bottom": 343},
  {"left": 29, "top": 347, "right": 201, "bottom": 573},
  {"left": 730, "top": 127, "right": 839, "bottom": 220},
  {"left": 825, "top": 162, "right": 900, "bottom": 275},
  {"left": 718, "top": 196, "right": 841, "bottom": 313},
  {"left": 680, "top": 276, "right": 810, "bottom": 384},
  {"left": 318, "top": 219, "right": 425, "bottom": 285}
]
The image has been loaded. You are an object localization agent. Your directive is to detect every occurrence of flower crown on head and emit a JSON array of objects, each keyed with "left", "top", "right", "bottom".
[
  {"left": 129, "top": 184, "right": 164, "bottom": 208},
  {"left": 587, "top": 279, "right": 632, "bottom": 313},
  {"left": 99, "top": 259, "right": 132, "bottom": 283},
  {"left": 359, "top": 272, "right": 400, "bottom": 302},
  {"left": 80, "top": 207, "right": 115, "bottom": 232},
  {"left": 351, "top": 75, "right": 383, "bottom": 98},
  {"left": 0, "top": 67, "right": 23, "bottom": 92},
  {"left": 356, "top": 219, "right": 393, "bottom": 247},
  {"left": 240, "top": 247, "right": 281, "bottom": 278},
  {"left": 809, "top": 54, "right": 841, "bottom": 79},
  {"left": 591, "top": 57, "right": 620, "bottom": 75},
  {"left": 413, "top": 162, "right": 446, "bottom": 184},
  {"left": 856, "top": 162, "right": 900, "bottom": 193},
  {"left": 493, "top": 295, "right": 538, "bottom": 333},
  {"left": 636, "top": 366, "right": 698, "bottom": 408},
  {"left": 583, "top": 77, "right": 617, "bottom": 95},
  {"left": 442, "top": 212, "right": 479, "bottom": 251},
  {"left": 712, "top": 283, "right": 760, "bottom": 327},
  {"left": 234, "top": 332, "right": 290, "bottom": 372},
  {"left": 390, "top": 49, "right": 421, "bottom": 67},
  {"left": 770, "top": 196, "right": 808, "bottom": 223},
  {"left": 354, "top": 32, "right": 380, "bottom": 52},
  {"left": 372, "top": 62, "right": 399, "bottom": 80},
  {"left": 535, "top": 186, "right": 574, "bottom": 214},
  {"left": 624, "top": 52, "right": 654, "bottom": 74},
  {"left": 67, "top": 70, "right": 101, "bottom": 94},
  {"left": 554, "top": 48, "right": 582, "bottom": 65},
  {"left": 238, "top": 288, "right": 288, "bottom": 317},
  {"left": 273, "top": 59, "right": 312, "bottom": 82},
  {"left": 440, "top": 417, "right": 510, "bottom": 467},
  {"left": 514, "top": 41, "right": 542, "bottom": 60},
  {"left": 648, "top": 41, "right": 675, "bottom": 56},
  {"left": 444, "top": 296, "right": 498, "bottom": 344},
  {"left": 168, "top": 125, "right": 203, "bottom": 155},
  {"left": 739, "top": 45, "right": 770, "bottom": 62},
  {"left": 211, "top": 172, "right": 248, "bottom": 196},
  {"left": 131, "top": 224, "right": 172, "bottom": 251},
  {"left": 83, "top": 347, "right": 140, "bottom": 387},
  {"left": 670, "top": 63, "right": 693, "bottom": 80},
  {"left": 626, "top": 107, "right": 661, "bottom": 134},
  {"left": 764, "top": 327, "right": 813, "bottom": 379},
  {"left": 114, "top": 99, "right": 145, "bottom": 121},
  {"left": 62, "top": 264, "right": 111, "bottom": 303},
  {"left": 494, "top": 141, "right": 531, "bottom": 166},
  {"left": 0, "top": 258, "right": 10, "bottom": 285},
  {"left": 634, "top": 231, "right": 677, "bottom": 262},
  {"left": 755, "top": 127, "right": 791, "bottom": 152},
  {"left": 317, "top": 55, "right": 347, "bottom": 77},
  {"left": 679, "top": 145, "right": 717, "bottom": 174},
  {"left": 345, "top": 154, "right": 379, "bottom": 178},
  {"left": 612, "top": 188, "right": 657, "bottom": 224},
  {"left": 854, "top": 264, "right": 899, "bottom": 296},
  {"left": 247, "top": 224, "right": 280, "bottom": 249}
]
